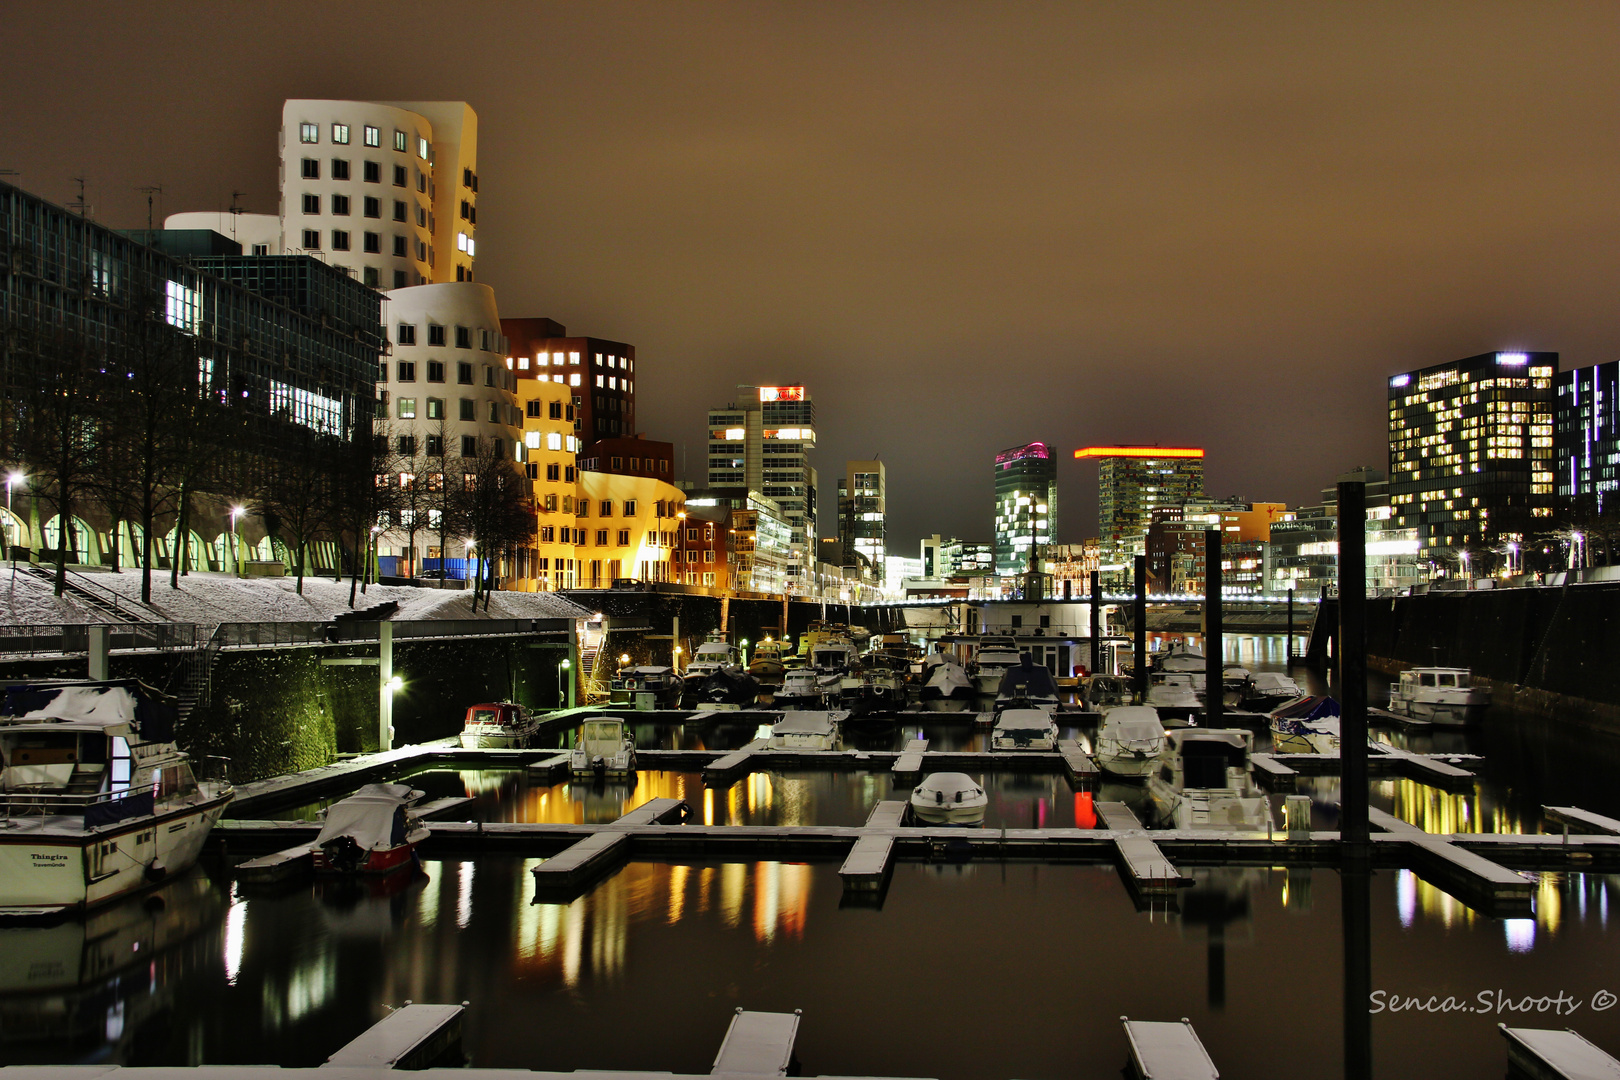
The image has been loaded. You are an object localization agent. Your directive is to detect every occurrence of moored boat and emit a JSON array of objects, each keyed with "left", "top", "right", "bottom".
[
  {"left": 774, "top": 666, "right": 832, "bottom": 708},
  {"left": 684, "top": 634, "right": 741, "bottom": 690},
  {"left": 918, "top": 652, "right": 974, "bottom": 704},
  {"left": 569, "top": 716, "right": 637, "bottom": 775},
  {"left": 1269, "top": 695, "right": 1342, "bottom": 754},
  {"left": 747, "top": 641, "right": 789, "bottom": 685},
  {"left": 1082, "top": 674, "right": 1132, "bottom": 710},
  {"left": 311, "top": 783, "right": 428, "bottom": 875},
  {"left": 1146, "top": 729, "right": 1272, "bottom": 832},
  {"left": 1387, "top": 667, "right": 1490, "bottom": 726},
  {"left": 971, "top": 638, "right": 1022, "bottom": 696},
  {"left": 0, "top": 680, "right": 234, "bottom": 915},
  {"left": 1242, "top": 671, "right": 1303, "bottom": 711},
  {"left": 768, "top": 710, "right": 843, "bottom": 750},
  {"left": 611, "top": 665, "right": 684, "bottom": 708},
  {"left": 909, "top": 772, "right": 987, "bottom": 825},
  {"left": 457, "top": 701, "right": 539, "bottom": 748},
  {"left": 1145, "top": 672, "right": 1202, "bottom": 722},
  {"left": 1095, "top": 705, "right": 1167, "bottom": 781},
  {"left": 990, "top": 708, "right": 1059, "bottom": 751}
]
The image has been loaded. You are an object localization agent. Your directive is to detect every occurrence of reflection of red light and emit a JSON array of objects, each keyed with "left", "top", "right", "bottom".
[{"left": 1075, "top": 791, "right": 1096, "bottom": 829}]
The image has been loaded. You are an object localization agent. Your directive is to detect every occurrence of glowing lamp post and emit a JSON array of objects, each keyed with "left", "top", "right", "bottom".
[
  {"left": 229, "top": 506, "right": 245, "bottom": 577},
  {"left": 5, "top": 469, "right": 23, "bottom": 579},
  {"left": 558, "top": 657, "right": 573, "bottom": 709}
]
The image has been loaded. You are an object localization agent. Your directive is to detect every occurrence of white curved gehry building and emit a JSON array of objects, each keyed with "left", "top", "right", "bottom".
[
  {"left": 279, "top": 99, "right": 478, "bottom": 289},
  {"left": 381, "top": 282, "right": 527, "bottom": 572},
  {"left": 162, "top": 211, "right": 283, "bottom": 255}
]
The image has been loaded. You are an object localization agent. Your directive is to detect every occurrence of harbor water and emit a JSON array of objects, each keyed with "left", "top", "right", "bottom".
[{"left": 5, "top": 633, "right": 1620, "bottom": 1077}]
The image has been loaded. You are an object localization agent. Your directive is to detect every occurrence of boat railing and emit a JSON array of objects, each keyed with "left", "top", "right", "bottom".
[{"left": 0, "top": 785, "right": 149, "bottom": 818}]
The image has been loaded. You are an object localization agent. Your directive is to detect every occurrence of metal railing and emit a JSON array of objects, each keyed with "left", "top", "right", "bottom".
[{"left": 0, "top": 622, "right": 197, "bottom": 658}]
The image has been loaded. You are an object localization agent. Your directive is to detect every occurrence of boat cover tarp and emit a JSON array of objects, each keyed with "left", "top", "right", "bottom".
[
  {"left": 699, "top": 666, "right": 759, "bottom": 704},
  {"left": 1100, "top": 708, "right": 1166, "bottom": 743},
  {"left": 997, "top": 657, "right": 1060, "bottom": 702},
  {"left": 2, "top": 681, "right": 173, "bottom": 742},
  {"left": 1269, "top": 695, "right": 1341, "bottom": 721},
  {"left": 315, "top": 783, "right": 417, "bottom": 850},
  {"left": 772, "top": 712, "right": 837, "bottom": 736}
]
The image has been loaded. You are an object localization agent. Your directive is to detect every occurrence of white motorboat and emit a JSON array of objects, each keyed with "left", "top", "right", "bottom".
[
  {"left": 611, "top": 665, "right": 684, "bottom": 707},
  {"left": 311, "top": 782, "right": 429, "bottom": 875},
  {"left": 1268, "top": 695, "right": 1341, "bottom": 754},
  {"left": 457, "top": 701, "right": 539, "bottom": 748},
  {"left": 775, "top": 667, "right": 832, "bottom": 708},
  {"left": 909, "top": 772, "right": 988, "bottom": 825},
  {"left": 1242, "top": 671, "right": 1303, "bottom": 711},
  {"left": 768, "top": 710, "right": 843, "bottom": 750},
  {"left": 811, "top": 642, "right": 863, "bottom": 700},
  {"left": 0, "top": 680, "right": 234, "bottom": 915},
  {"left": 684, "top": 636, "right": 741, "bottom": 687},
  {"left": 1155, "top": 642, "right": 1206, "bottom": 673},
  {"left": 972, "top": 639, "right": 1022, "bottom": 696},
  {"left": 1095, "top": 705, "right": 1167, "bottom": 781},
  {"left": 1082, "top": 675, "right": 1131, "bottom": 711},
  {"left": 1387, "top": 667, "right": 1490, "bottom": 726},
  {"left": 990, "top": 708, "right": 1059, "bottom": 751},
  {"left": 569, "top": 716, "right": 637, "bottom": 775},
  {"left": 1145, "top": 672, "right": 1202, "bottom": 721},
  {"left": 918, "top": 652, "right": 974, "bottom": 703},
  {"left": 1146, "top": 729, "right": 1273, "bottom": 832}
]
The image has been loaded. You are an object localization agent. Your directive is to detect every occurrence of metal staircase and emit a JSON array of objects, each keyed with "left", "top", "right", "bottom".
[
  {"left": 20, "top": 565, "right": 165, "bottom": 623},
  {"left": 580, "top": 642, "right": 609, "bottom": 703},
  {"left": 165, "top": 624, "right": 224, "bottom": 723}
]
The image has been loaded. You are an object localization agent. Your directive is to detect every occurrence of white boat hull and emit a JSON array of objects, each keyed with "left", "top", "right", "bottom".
[
  {"left": 0, "top": 793, "right": 232, "bottom": 913},
  {"left": 1388, "top": 698, "right": 1489, "bottom": 726},
  {"left": 459, "top": 728, "right": 536, "bottom": 749},
  {"left": 1095, "top": 744, "right": 1160, "bottom": 780},
  {"left": 1270, "top": 727, "right": 1339, "bottom": 754},
  {"left": 909, "top": 801, "right": 987, "bottom": 826}
]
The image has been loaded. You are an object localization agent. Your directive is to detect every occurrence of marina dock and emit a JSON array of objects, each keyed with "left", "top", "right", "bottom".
[
  {"left": 531, "top": 797, "right": 689, "bottom": 898},
  {"left": 712, "top": 1010, "right": 802, "bottom": 1076},
  {"left": 1097, "top": 802, "right": 1192, "bottom": 898},
  {"left": 1499, "top": 1025, "right": 1620, "bottom": 1080},
  {"left": 891, "top": 739, "right": 928, "bottom": 775},
  {"left": 839, "top": 801, "right": 908, "bottom": 891},
  {"left": 1056, "top": 738, "right": 1100, "bottom": 783},
  {"left": 1370, "top": 807, "right": 1535, "bottom": 915},
  {"left": 1120, "top": 1018, "right": 1219, "bottom": 1080},
  {"left": 1544, "top": 805, "right": 1620, "bottom": 835},
  {"left": 322, "top": 1003, "right": 464, "bottom": 1070}
]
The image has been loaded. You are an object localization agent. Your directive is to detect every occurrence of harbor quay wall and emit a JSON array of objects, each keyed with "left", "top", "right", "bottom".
[
  {"left": 0, "top": 634, "right": 563, "bottom": 782},
  {"left": 1363, "top": 582, "right": 1620, "bottom": 733}
]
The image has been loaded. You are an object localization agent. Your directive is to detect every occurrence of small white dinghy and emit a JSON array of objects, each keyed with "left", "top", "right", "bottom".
[
  {"left": 1095, "top": 705, "right": 1167, "bottom": 781},
  {"left": 909, "top": 772, "right": 987, "bottom": 825}
]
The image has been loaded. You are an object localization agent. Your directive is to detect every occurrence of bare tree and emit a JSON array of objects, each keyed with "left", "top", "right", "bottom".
[
  {"left": 13, "top": 323, "right": 106, "bottom": 595},
  {"left": 461, "top": 435, "right": 535, "bottom": 610},
  {"left": 334, "top": 423, "right": 401, "bottom": 607},
  {"left": 256, "top": 426, "right": 338, "bottom": 595}
]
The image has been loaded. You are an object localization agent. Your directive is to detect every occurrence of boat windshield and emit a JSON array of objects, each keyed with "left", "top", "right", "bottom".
[
  {"left": 1421, "top": 673, "right": 1436, "bottom": 687},
  {"left": 581, "top": 721, "right": 622, "bottom": 744},
  {"left": 470, "top": 708, "right": 501, "bottom": 724}
]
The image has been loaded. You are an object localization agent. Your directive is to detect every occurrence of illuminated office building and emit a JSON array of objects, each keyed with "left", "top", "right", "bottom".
[
  {"left": 706, "top": 387, "right": 817, "bottom": 591},
  {"left": 1555, "top": 360, "right": 1620, "bottom": 511},
  {"left": 1387, "top": 351, "right": 1557, "bottom": 551},
  {"left": 1075, "top": 446, "right": 1205, "bottom": 563},
  {"left": 837, "top": 460, "right": 886, "bottom": 576},
  {"left": 992, "top": 442, "right": 1057, "bottom": 577}
]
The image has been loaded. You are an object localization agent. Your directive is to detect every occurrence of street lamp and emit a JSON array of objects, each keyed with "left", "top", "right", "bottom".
[
  {"left": 5, "top": 471, "right": 24, "bottom": 579},
  {"left": 465, "top": 540, "right": 476, "bottom": 584},
  {"left": 230, "top": 506, "right": 245, "bottom": 577},
  {"left": 557, "top": 657, "right": 572, "bottom": 708},
  {"left": 740, "top": 637, "right": 749, "bottom": 666}
]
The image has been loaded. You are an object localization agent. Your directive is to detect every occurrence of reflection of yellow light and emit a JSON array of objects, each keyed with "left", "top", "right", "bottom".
[
  {"left": 754, "top": 861, "right": 780, "bottom": 944},
  {"left": 704, "top": 787, "right": 714, "bottom": 826},
  {"left": 669, "top": 864, "right": 688, "bottom": 924},
  {"left": 721, "top": 863, "right": 746, "bottom": 927},
  {"left": 1539, "top": 873, "right": 1562, "bottom": 934}
]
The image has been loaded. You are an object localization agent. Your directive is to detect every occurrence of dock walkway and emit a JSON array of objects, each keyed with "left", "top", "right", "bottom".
[
  {"left": 1096, "top": 802, "right": 1191, "bottom": 897},
  {"left": 839, "top": 801, "right": 908, "bottom": 891},
  {"left": 1120, "top": 1018, "right": 1219, "bottom": 1080},
  {"left": 1371, "top": 807, "right": 1533, "bottom": 914},
  {"left": 1499, "top": 1025, "right": 1620, "bottom": 1080}
]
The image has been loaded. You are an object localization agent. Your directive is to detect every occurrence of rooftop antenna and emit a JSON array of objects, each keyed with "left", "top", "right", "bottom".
[
  {"left": 135, "top": 184, "right": 162, "bottom": 233},
  {"left": 228, "top": 190, "right": 246, "bottom": 240},
  {"left": 69, "top": 176, "right": 91, "bottom": 218}
]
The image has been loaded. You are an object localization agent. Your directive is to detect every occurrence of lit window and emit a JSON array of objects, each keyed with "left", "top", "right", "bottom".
[
  {"left": 299, "top": 123, "right": 318, "bottom": 143},
  {"left": 546, "top": 433, "right": 562, "bottom": 451},
  {"left": 466, "top": 237, "right": 475, "bottom": 257},
  {"left": 596, "top": 374, "right": 604, "bottom": 388},
  {"left": 456, "top": 232, "right": 468, "bottom": 252},
  {"left": 364, "top": 125, "right": 380, "bottom": 147},
  {"left": 609, "top": 376, "right": 617, "bottom": 390},
  {"left": 569, "top": 352, "right": 580, "bottom": 364},
  {"left": 394, "top": 129, "right": 407, "bottom": 152},
  {"left": 518, "top": 356, "right": 529, "bottom": 369},
  {"left": 397, "top": 398, "right": 416, "bottom": 419},
  {"left": 525, "top": 431, "right": 541, "bottom": 449},
  {"left": 570, "top": 373, "right": 581, "bottom": 387},
  {"left": 418, "top": 136, "right": 429, "bottom": 159},
  {"left": 332, "top": 123, "right": 350, "bottom": 144}
]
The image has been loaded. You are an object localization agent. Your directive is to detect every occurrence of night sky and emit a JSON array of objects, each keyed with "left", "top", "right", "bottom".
[{"left": 6, "top": 2, "right": 1620, "bottom": 549}]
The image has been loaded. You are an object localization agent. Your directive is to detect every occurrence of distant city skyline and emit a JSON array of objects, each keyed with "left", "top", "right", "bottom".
[{"left": 7, "top": 4, "right": 1619, "bottom": 546}]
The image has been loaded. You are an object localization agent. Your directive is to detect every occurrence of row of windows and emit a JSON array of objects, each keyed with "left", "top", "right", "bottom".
[
  {"left": 299, "top": 122, "right": 424, "bottom": 157},
  {"left": 396, "top": 396, "right": 521, "bottom": 426},
  {"left": 396, "top": 324, "right": 502, "bottom": 350},
  {"left": 301, "top": 193, "right": 428, "bottom": 229},
  {"left": 299, "top": 158, "right": 429, "bottom": 195},
  {"left": 521, "top": 352, "right": 632, "bottom": 372},
  {"left": 300, "top": 229, "right": 427, "bottom": 262},
  {"left": 376, "top": 434, "right": 504, "bottom": 461},
  {"left": 525, "top": 400, "right": 571, "bottom": 420}
]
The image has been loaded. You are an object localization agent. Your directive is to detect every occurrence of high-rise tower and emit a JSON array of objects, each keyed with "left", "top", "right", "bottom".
[
  {"left": 993, "top": 442, "right": 1057, "bottom": 577},
  {"left": 1075, "top": 446, "right": 1204, "bottom": 564},
  {"left": 706, "top": 386, "right": 817, "bottom": 592}
]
